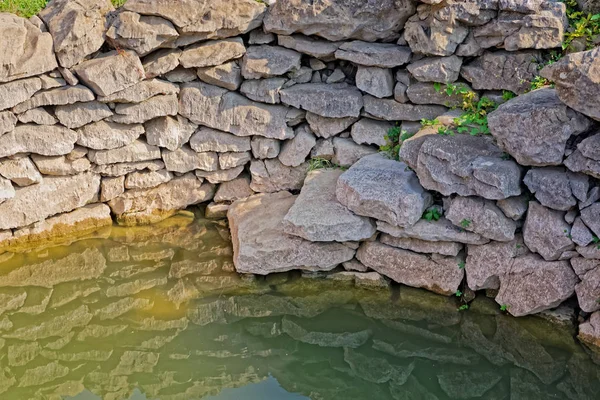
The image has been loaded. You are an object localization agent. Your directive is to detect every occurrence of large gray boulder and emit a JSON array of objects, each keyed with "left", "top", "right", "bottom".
[
  {"left": 39, "top": 0, "right": 113, "bottom": 68},
  {"left": 0, "top": 125, "right": 77, "bottom": 158},
  {"left": 280, "top": 84, "right": 364, "bottom": 118},
  {"left": 541, "top": 47, "right": 600, "bottom": 121},
  {"left": 357, "top": 241, "right": 464, "bottom": 296},
  {"left": 179, "top": 82, "right": 294, "bottom": 140},
  {"left": 488, "top": 88, "right": 592, "bottom": 166},
  {"left": 283, "top": 169, "right": 376, "bottom": 242},
  {"left": 263, "top": 0, "right": 416, "bottom": 42},
  {"left": 332, "top": 138, "right": 378, "bottom": 168},
  {"left": 524, "top": 167, "right": 589, "bottom": 211},
  {"left": 355, "top": 67, "right": 394, "bottom": 98},
  {"left": 106, "top": 11, "right": 179, "bottom": 56},
  {"left": 74, "top": 51, "right": 146, "bottom": 97},
  {"left": 523, "top": 201, "right": 575, "bottom": 261},
  {"left": 0, "top": 14, "right": 57, "bottom": 83},
  {"left": 336, "top": 154, "right": 432, "bottom": 227},
  {"left": 227, "top": 191, "right": 356, "bottom": 274}
]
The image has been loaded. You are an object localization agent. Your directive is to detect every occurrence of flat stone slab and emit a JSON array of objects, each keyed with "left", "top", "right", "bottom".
[
  {"left": 377, "top": 218, "right": 489, "bottom": 245},
  {"left": 523, "top": 201, "right": 575, "bottom": 261},
  {"left": 283, "top": 169, "right": 376, "bottom": 242},
  {"left": 227, "top": 191, "right": 356, "bottom": 274},
  {"left": 445, "top": 196, "right": 517, "bottom": 242},
  {"left": 280, "top": 83, "right": 363, "bottom": 118}
]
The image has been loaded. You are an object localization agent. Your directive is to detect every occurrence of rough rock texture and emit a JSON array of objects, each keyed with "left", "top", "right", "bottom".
[
  {"left": 279, "top": 125, "right": 317, "bottom": 168},
  {"left": 77, "top": 121, "right": 144, "bottom": 150},
  {"left": 380, "top": 234, "right": 462, "bottom": 257},
  {"left": 106, "top": 11, "right": 178, "bottom": 56},
  {"left": 280, "top": 84, "right": 363, "bottom": 118},
  {"left": 564, "top": 132, "right": 600, "bottom": 179},
  {"left": 355, "top": 67, "right": 394, "bottom": 98},
  {"left": 336, "top": 154, "right": 432, "bottom": 227},
  {"left": 579, "top": 312, "right": 600, "bottom": 354},
  {"left": 377, "top": 218, "right": 489, "bottom": 245},
  {"left": 0, "top": 156, "right": 42, "bottom": 187},
  {"left": 197, "top": 62, "right": 243, "bottom": 91},
  {"left": 523, "top": 202, "right": 575, "bottom": 261},
  {"left": 88, "top": 140, "right": 160, "bottom": 165},
  {"left": 0, "top": 125, "right": 77, "bottom": 158},
  {"left": 573, "top": 258, "right": 600, "bottom": 313},
  {"left": 227, "top": 191, "right": 356, "bottom": 274},
  {"left": 241, "top": 45, "right": 302, "bottom": 79},
  {"left": 334, "top": 41, "right": 411, "bottom": 67},
  {"left": 0, "top": 77, "right": 42, "bottom": 111},
  {"left": 249, "top": 159, "right": 308, "bottom": 193},
  {"left": 145, "top": 115, "right": 197, "bottom": 151},
  {"left": 488, "top": 88, "right": 591, "bottom": 166},
  {"left": 12, "top": 85, "right": 95, "bottom": 114},
  {"left": 179, "top": 38, "right": 246, "bottom": 69},
  {"left": 283, "top": 169, "right": 375, "bottom": 242},
  {"left": 74, "top": 51, "right": 146, "bottom": 97},
  {"left": 363, "top": 96, "right": 446, "bottom": 121},
  {"left": 524, "top": 167, "right": 588, "bottom": 211},
  {"left": 350, "top": 119, "right": 391, "bottom": 147},
  {"left": 407, "top": 56, "right": 462, "bottom": 84}
]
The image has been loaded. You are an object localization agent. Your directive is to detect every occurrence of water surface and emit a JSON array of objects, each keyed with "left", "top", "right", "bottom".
[{"left": 0, "top": 212, "right": 598, "bottom": 399}]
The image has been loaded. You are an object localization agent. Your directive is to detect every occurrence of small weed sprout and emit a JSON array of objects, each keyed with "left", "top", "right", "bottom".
[
  {"left": 423, "top": 208, "right": 442, "bottom": 222},
  {"left": 460, "top": 219, "right": 472, "bottom": 229},
  {"left": 380, "top": 126, "right": 412, "bottom": 161}
]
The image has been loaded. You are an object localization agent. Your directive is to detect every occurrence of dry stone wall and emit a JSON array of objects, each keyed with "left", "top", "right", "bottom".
[{"left": 0, "top": 0, "right": 600, "bottom": 344}]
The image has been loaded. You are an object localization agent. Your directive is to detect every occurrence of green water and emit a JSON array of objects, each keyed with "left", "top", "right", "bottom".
[{"left": 0, "top": 212, "right": 599, "bottom": 400}]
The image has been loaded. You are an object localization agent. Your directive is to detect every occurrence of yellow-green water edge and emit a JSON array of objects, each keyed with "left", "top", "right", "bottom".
[{"left": 0, "top": 213, "right": 598, "bottom": 399}]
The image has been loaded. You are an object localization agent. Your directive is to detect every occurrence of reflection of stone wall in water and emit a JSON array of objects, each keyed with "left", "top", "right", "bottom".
[
  {"left": 0, "top": 217, "right": 599, "bottom": 399},
  {"left": 1, "top": 0, "right": 600, "bottom": 351}
]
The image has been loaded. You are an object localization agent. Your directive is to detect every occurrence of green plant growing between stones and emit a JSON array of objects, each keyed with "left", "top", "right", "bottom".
[
  {"left": 458, "top": 304, "right": 469, "bottom": 311},
  {"left": 458, "top": 261, "right": 466, "bottom": 270},
  {"left": 502, "top": 91, "right": 517, "bottom": 101},
  {"left": 500, "top": 304, "right": 510, "bottom": 312},
  {"left": 420, "top": 118, "right": 439, "bottom": 127},
  {"left": 0, "top": 0, "right": 128, "bottom": 17},
  {"left": 423, "top": 208, "right": 442, "bottom": 222},
  {"left": 562, "top": 0, "right": 600, "bottom": 51},
  {"left": 460, "top": 219, "right": 472, "bottom": 229},
  {"left": 308, "top": 158, "right": 346, "bottom": 172},
  {"left": 380, "top": 125, "right": 413, "bottom": 161}
]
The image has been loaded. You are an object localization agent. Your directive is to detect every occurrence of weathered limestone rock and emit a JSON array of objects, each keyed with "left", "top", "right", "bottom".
[
  {"left": 336, "top": 154, "right": 432, "bottom": 227},
  {"left": 88, "top": 140, "right": 161, "bottom": 165},
  {"left": 264, "top": 0, "right": 415, "bottom": 41},
  {"left": 100, "top": 176, "right": 125, "bottom": 202},
  {"left": 334, "top": 41, "right": 411, "bottom": 67},
  {"left": 350, "top": 119, "right": 391, "bottom": 147},
  {"left": 277, "top": 34, "right": 340, "bottom": 61},
  {"left": 17, "top": 108, "right": 58, "bottom": 125},
  {"left": 363, "top": 96, "right": 446, "bottom": 121},
  {"left": 581, "top": 203, "right": 600, "bottom": 238},
  {"left": 305, "top": 113, "right": 357, "bottom": 139},
  {"left": 162, "top": 146, "right": 218, "bottom": 173},
  {"left": 39, "top": 0, "right": 113, "bottom": 68},
  {"left": 0, "top": 177, "right": 15, "bottom": 204},
  {"left": 579, "top": 312, "right": 600, "bottom": 356},
  {"left": 565, "top": 132, "right": 600, "bottom": 179},
  {"left": 572, "top": 217, "right": 594, "bottom": 247},
  {"left": 12, "top": 85, "right": 95, "bottom": 114},
  {"left": 0, "top": 111, "right": 17, "bottom": 135},
  {"left": 190, "top": 128, "right": 250, "bottom": 153},
  {"left": 0, "top": 156, "right": 42, "bottom": 187},
  {"left": 98, "top": 79, "right": 179, "bottom": 104},
  {"left": 0, "top": 14, "right": 58, "bottom": 83},
  {"left": 497, "top": 195, "right": 529, "bottom": 221},
  {"left": 219, "top": 151, "right": 251, "bottom": 170},
  {"left": 165, "top": 66, "right": 197, "bottom": 83},
  {"left": 380, "top": 234, "right": 462, "bottom": 257},
  {"left": 445, "top": 196, "right": 517, "bottom": 242},
  {"left": 227, "top": 191, "right": 355, "bottom": 274},
  {"left": 196, "top": 166, "right": 244, "bottom": 184},
  {"left": 106, "top": 11, "right": 178, "bottom": 56},
  {"left": 523, "top": 202, "right": 575, "bottom": 261},
  {"left": 332, "top": 138, "right": 378, "bottom": 167},
  {"left": 279, "top": 125, "right": 317, "bottom": 167},
  {"left": 110, "top": 94, "right": 178, "bottom": 124},
  {"left": 123, "top": 0, "right": 266, "bottom": 38},
  {"left": 77, "top": 121, "right": 144, "bottom": 150},
  {"left": 357, "top": 241, "right": 464, "bottom": 296},
  {"left": 0, "top": 125, "right": 77, "bottom": 158},
  {"left": 377, "top": 218, "right": 489, "bottom": 245},
  {"left": 239, "top": 78, "right": 286, "bottom": 104},
  {"left": 180, "top": 38, "right": 246, "bottom": 68},
  {"left": 524, "top": 167, "right": 588, "bottom": 211},
  {"left": 461, "top": 51, "right": 543, "bottom": 94},
  {"left": 403, "top": 134, "right": 522, "bottom": 200},
  {"left": 0, "top": 173, "right": 100, "bottom": 230},
  {"left": 142, "top": 48, "right": 181, "bottom": 79},
  {"left": 125, "top": 170, "right": 172, "bottom": 190},
  {"left": 241, "top": 45, "right": 302, "bottom": 79},
  {"left": 407, "top": 56, "right": 462, "bottom": 83},
  {"left": 55, "top": 101, "right": 112, "bottom": 129},
  {"left": 251, "top": 137, "right": 280, "bottom": 159},
  {"left": 145, "top": 115, "right": 197, "bottom": 151},
  {"left": 496, "top": 254, "right": 577, "bottom": 316},
  {"left": 94, "top": 160, "right": 165, "bottom": 177},
  {"left": 404, "top": 5, "right": 469, "bottom": 56},
  {"left": 283, "top": 169, "right": 375, "bottom": 242},
  {"left": 0, "top": 77, "right": 42, "bottom": 111},
  {"left": 205, "top": 202, "right": 230, "bottom": 219},
  {"left": 214, "top": 175, "right": 254, "bottom": 202},
  {"left": 541, "top": 46, "right": 600, "bottom": 121},
  {"left": 573, "top": 258, "right": 600, "bottom": 313},
  {"left": 31, "top": 155, "right": 91, "bottom": 176},
  {"left": 249, "top": 159, "right": 308, "bottom": 193},
  {"left": 179, "top": 82, "right": 294, "bottom": 140},
  {"left": 197, "top": 62, "right": 243, "bottom": 91},
  {"left": 109, "top": 173, "right": 214, "bottom": 225},
  {"left": 356, "top": 67, "right": 394, "bottom": 98},
  {"left": 74, "top": 51, "right": 146, "bottom": 97},
  {"left": 280, "top": 83, "right": 363, "bottom": 118}
]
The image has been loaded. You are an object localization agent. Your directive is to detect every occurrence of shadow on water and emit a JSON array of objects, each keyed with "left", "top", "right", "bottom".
[{"left": 0, "top": 212, "right": 599, "bottom": 400}]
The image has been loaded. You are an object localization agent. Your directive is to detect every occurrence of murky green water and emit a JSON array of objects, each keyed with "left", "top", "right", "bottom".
[{"left": 0, "top": 212, "right": 599, "bottom": 400}]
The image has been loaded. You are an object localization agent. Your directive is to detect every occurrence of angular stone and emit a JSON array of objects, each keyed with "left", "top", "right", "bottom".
[
  {"left": 524, "top": 167, "right": 587, "bottom": 211},
  {"left": 564, "top": 134, "right": 600, "bottom": 179},
  {"left": 496, "top": 254, "right": 577, "bottom": 316},
  {"left": 164, "top": 66, "right": 197, "bottom": 83},
  {"left": 110, "top": 94, "right": 178, "bottom": 124},
  {"left": 404, "top": 6, "right": 469, "bottom": 56},
  {"left": 304, "top": 113, "right": 357, "bottom": 139},
  {"left": 251, "top": 137, "right": 280, "bottom": 159},
  {"left": 205, "top": 202, "right": 230, "bottom": 219},
  {"left": 39, "top": 0, "right": 113, "bottom": 68},
  {"left": 357, "top": 241, "right": 464, "bottom": 296},
  {"left": 17, "top": 108, "right": 57, "bottom": 125},
  {"left": 197, "top": 61, "right": 242, "bottom": 91},
  {"left": 74, "top": 51, "right": 145, "bottom": 97},
  {"left": 350, "top": 119, "right": 391, "bottom": 147},
  {"left": 497, "top": 196, "right": 529, "bottom": 221},
  {"left": 77, "top": 121, "right": 144, "bottom": 151},
  {"left": 0, "top": 111, "right": 16, "bottom": 136},
  {"left": 0, "top": 177, "right": 15, "bottom": 204},
  {"left": 541, "top": 48, "right": 600, "bottom": 121},
  {"left": 195, "top": 166, "right": 244, "bottom": 184},
  {"left": 581, "top": 203, "right": 600, "bottom": 238},
  {"left": 573, "top": 258, "right": 600, "bottom": 313},
  {"left": 0, "top": 77, "right": 42, "bottom": 112},
  {"left": 0, "top": 156, "right": 42, "bottom": 187},
  {"left": 219, "top": 152, "right": 251, "bottom": 170},
  {"left": 332, "top": 138, "right": 378, "bottom": 167},
  {"left": 445, "top": 196, "right": 517, "bottom": 242},
  {"left": 336, "top": 154, "right": 431, "bottom": 227},
  {"left": 145, "top": 115, "right": 196, "bottom": 151},
  {"left": 12, "top": 85, "right": 95, "bottom": 114},
  {"left": 190, "top": 127, "right": 250, "bottom": 153},
  {"left": 180, "top": 38, "right": 246, "bottom": 68},
  {"left": 161, "top": 146, "right": 218, "bottom": 173},
  {"left": 277, "top": 34, "right": 340, "bottom": 61},
  {"left": 93, "top": 160, "right": 165, "bottom": 177},
  {"left": 377, "top": 218, "right": 489, "bottom": 245},
  {"left": 264, "top": 0, "right": 416, "bottom": 42},
  {"left": 407, "top": 56, "right": 463, "bottom": 83},
  {"left": 109, "top": 173, "right": 214, "bottom": 225},
  {"left": 524, "top": 202, "right": 575, "bottom": 261},
  {"left": 100, "top": 176, "right": 125, "bottom": 202},
  {"left": 55, "top": 101, "right": 112, "bottom": 129},
  {"left": 363, "top": 96, "right": 447, "bottom": 121},
  {"left": 228, "top": 191, "right": 355, "bottom": 274},
  {"left": 488, "top": 88, "right": 591, "bottom": 166},
  {"left": 0, "top": 173, "right": 100, "bottom": 230},
  {"left": 31, "top": 155, "right": 91, "bottom": 176},
  {"left": 572, "top": 217, "right": 594, "bottom": 247},
  {"left": 249, "top": 30, "right": 275, "bottom": 45},
  {"left": 380, "top": 234, "right": 462, "bottom": 257},
  {"left": 283, "top": 169, "right": 375, "bottom": 242},
  {"left": 241, "top": 45, "right": 302, "bottom": 79},
  {"left": 579, "top": 312, "right": 600, "bottom": 355},
  {"left": 214, "top": 175, "right": 254, "bottom": 202},
  {"left": 125, "top": 169, "right": 172, "bottom": 189},
  {"left": 98, "top": 79, "right": 179, "bottom": 104},
  {"left": 106, "top": 11, "right": 178, "bottom": 56},
  {"left": 279, "top": 125, "right": 317, "bottom": 167},
  {"left": 249, "top": 159, "right": 308, "bottom": 193},
  {"left": 335, "top": 41, "right": 411, "bottom": 67},
  {"left": 142, "top": 48, "right": 182, "bottom": 79},
  {"left": 0, "top": 125, "right": 77, "bottom": 158},
  {"left": 0, "top": 14, "right": 57, "bottom": 83},
  {"left": 239, "top": 78, "right": 286, "bottom": 104},
  {"left": 88, "top": 140, "right": 160, "bottom": 165},
  {"left": 356, "top": 67, "right": 394, "bottom": 98},
  {"left": 179, "top": 82, "right": 294, "bottom": 140},
  {"left": 280, "top": 83, "right": 363, "bottom": 118}
]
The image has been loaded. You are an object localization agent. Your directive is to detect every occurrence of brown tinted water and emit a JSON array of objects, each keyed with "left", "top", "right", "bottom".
[{"left": 0, "top": 212, "right": 598, "bottom": 400}]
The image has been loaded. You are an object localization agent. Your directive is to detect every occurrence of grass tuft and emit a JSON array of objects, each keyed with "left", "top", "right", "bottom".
[{"left": 0, "top": 0, "right": 127, "bottom": 18}]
